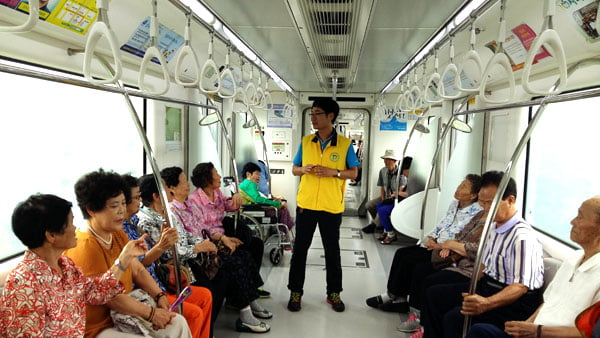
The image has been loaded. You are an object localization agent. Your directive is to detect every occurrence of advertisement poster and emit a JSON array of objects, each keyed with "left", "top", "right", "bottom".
[
  {"left": 558, "top": 0, "right": 599, "bottom": 43},
  {"left": 485, "top": 23, "right": 551, "bottom": 71},
  {"left": 165, "top": 106, "right": 182, "bottom": 152},
  {"left": 121, "top": 17, "right": 185, "bottom": 64},
  {"left": 380, "top": 106, "right": 409, "bottom": 131},
  {"left": 2, "top": 0, "right": 97, "bottom": 33},
  {"left": 267, "top": 104, "right": 292, "bottom": 128}
]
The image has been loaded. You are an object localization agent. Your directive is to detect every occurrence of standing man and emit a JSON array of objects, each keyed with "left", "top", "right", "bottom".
[{"left": 287, "top": 98, "right": 360, "bottom": 313}]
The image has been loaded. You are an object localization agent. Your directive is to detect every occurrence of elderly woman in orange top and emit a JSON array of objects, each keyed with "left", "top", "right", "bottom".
[
  {"left": 0, "top": 194, "right": 146, "bottom": 337},
  {"left": 64, "top": 169, "right": 192, "bottom": 338}
]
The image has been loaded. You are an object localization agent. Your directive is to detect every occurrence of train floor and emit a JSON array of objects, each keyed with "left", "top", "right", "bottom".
[{"left": 213, "top": 215, "right": 419, "bottom": 337}]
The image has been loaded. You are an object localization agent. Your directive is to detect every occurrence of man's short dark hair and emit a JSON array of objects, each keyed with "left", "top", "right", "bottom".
[
  {"left": 312, "top": 98, "right": 340, "bottom": 122},
  {"left": 481, "top": 170, "right": 517, "bottom": 200},
  {"left": 401, "top": 156, "right": 413, "bottom": 171},
  {"left": 12, "top": 194, "right": 73, "bottom": 249},
  {"left": 242, "top": 162, "right": 261, "bottom": 178},
  {"left": 75, "top": 169, "right": 126, "bottom": 219},
  {"left": 160, "top": 166, "right": 184, "bottom": 189},
  {"left": 190, "top": 162, "right": 214, "bottom": 189},
  {"left": 138, "top": 174, "right": 159, "bottom": 207},
  {"left": 465, "top": 174, "right": 483, "bottom": 196}
]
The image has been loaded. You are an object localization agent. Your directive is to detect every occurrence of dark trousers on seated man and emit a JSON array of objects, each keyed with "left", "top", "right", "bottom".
[{"left": 421, "top": 275, "right": 542, "bottom": 338}]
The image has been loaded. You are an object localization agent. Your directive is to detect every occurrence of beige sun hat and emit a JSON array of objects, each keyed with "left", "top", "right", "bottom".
[{"left": 380, "top": 149, "right": 398, "bottom": 161}]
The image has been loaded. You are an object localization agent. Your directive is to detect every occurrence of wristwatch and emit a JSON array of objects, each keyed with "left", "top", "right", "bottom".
[
  {"left": 336, "top": 170, "right": 341, "bottom": 178},
  {"left": 114, "top": 258, "right": 127, "bottom": 272}
]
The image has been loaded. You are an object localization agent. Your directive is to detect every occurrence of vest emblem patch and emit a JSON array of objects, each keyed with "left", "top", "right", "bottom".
[{"left": 330, "top": 152, "right": 340, "bottom": 162}]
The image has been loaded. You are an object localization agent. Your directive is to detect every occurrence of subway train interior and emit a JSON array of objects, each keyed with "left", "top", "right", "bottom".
[{"left": 1, "top": 0, "right": 600, "bottom": 337}]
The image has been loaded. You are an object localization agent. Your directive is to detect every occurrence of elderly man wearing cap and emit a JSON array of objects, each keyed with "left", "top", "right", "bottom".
[{"left": 362, "top": 149, "right": 408, "bottom": 235}]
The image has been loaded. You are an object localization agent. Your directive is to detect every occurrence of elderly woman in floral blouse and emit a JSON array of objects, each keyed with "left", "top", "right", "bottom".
[
  {"left": 1, "top": 194, "right": 146, "bottom": 337},
  {"left": 160, "top": 166, "right": 272, "bottom": 333}
]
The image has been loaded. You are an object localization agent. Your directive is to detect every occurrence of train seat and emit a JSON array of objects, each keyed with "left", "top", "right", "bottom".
[{"left": 542, "top": 256, "right": 562, "bottom": 293}]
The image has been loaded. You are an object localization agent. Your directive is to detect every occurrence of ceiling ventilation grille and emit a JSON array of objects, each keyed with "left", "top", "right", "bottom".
[{"left": 296, "top": 0, "right": 370, "bottom": 92}]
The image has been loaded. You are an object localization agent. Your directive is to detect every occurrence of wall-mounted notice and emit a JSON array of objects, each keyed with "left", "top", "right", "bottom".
[
  {"left": 379, "top": 106, "right": 409, "bottom": 131},
  {"left": 558, "top": 0, "right": 599, "bottom": 43},
  {"left": 485, "top": 23, "right": 550, "bottom": 71},
  {"left": 267, "top": 104, "right": 292, "bottom": 128},
  {"left": 121, "top": 17, "right": 185, "bottom": 64},
  {"left": 1, "top": 0, "right": 97, "bottom": 33},
  {"left": 165, "top": 106, "right": 182, "bottom": 152}
]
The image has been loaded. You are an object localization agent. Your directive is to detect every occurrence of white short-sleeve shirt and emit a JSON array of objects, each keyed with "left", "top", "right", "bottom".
[{"left": 534, "top": 251, "right": 600, "bottom": 326}]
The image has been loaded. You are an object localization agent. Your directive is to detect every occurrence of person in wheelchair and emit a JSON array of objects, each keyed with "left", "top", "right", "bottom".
[{"left": 239, "top": 162, "right": 295, "bottom": 236}]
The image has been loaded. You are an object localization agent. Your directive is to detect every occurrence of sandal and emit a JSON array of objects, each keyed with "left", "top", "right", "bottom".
[{"left": 235, "top": 319, "right": 270, "bottom": 333}]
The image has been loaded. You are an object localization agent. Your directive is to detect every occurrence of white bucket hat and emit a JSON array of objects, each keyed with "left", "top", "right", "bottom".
[{"left": 380, "top": 149, "right": 398, "bottom": 161}]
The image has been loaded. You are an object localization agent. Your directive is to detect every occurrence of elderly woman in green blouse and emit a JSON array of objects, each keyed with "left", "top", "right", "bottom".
[{"left": 239, "top": 162, "right": 294, "bottom": 231}]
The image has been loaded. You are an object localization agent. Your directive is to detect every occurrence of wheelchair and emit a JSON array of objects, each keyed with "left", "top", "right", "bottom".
[{"left": 239, "top": 203, "right": 294, "bottom": 265}]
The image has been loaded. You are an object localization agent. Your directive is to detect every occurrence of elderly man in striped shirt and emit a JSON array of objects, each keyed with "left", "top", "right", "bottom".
[{"left": 421, "top": 171, "right": 544, "bottom": 338}]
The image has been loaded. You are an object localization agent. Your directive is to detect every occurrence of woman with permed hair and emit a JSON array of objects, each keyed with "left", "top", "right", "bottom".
[{"left": 64, "top": 169, "right": 192, "bottom": 337}]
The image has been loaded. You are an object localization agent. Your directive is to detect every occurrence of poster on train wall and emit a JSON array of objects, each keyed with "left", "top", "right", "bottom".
[
  {"left": 485, "top": 23, "right": 551, "bottom": 71},
  {"left": 165, "top": 106, "right": 182, "bottom": 152},
  {"left": 121, "top": 17, "right": 185, "bottom": 64},
  {"left": 267, "top": 104, "right": 292, "bottom": 128},
  {"left": 1, "top": 0, "right": 97, "bottom": 33},
  {"left": 379, "top": 106, "right": 408, "bottom": 131},
  {"left": 558, "top": 0, "right": 599, "bottom": 43}
]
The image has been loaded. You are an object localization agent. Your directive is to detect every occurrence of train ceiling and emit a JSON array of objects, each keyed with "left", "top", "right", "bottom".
[{"left": 201, "top": 0, "right": 467, "bottom": 94}]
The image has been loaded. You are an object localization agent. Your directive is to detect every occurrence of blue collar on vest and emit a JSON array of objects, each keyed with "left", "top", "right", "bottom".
[{"left": 312, "top": 128, "right": 338, "bottom": 149}]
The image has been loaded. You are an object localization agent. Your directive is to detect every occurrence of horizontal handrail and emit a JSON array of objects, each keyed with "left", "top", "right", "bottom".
[{"left": 0, "top": 60, "right": 219, "bottom": 110}]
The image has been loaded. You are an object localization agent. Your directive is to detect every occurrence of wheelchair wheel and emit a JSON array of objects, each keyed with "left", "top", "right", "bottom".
[{"left": 270, "top": 247, "right": 283, "bottom": 265}]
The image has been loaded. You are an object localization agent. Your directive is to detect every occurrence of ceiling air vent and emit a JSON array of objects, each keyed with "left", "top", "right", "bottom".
[
  {"left": 312, "top": 11, "right": 350, "bottom": 35},
  {"left": 311, "top": 0, "right": 353, "bottom": 3},
  {"left": 320, "top": 55, "right": 349, "bottom": 68}
]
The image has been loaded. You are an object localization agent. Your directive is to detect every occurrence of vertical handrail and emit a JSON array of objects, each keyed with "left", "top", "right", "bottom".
[
  {"left": 0, "top": 0, "right": 38, "bottom": 32},
  {"left": 396, "top": 106, "right": 430, "bottom": 200},
  {"left": 95, "top": 55, "right": 184, "bottom": 314},
  {"left": 419, "top": 98, "right": 470, "bottom": 239},
  {"left": 248, "top": 107, "right": 272, "bottom": 190},
  {"left": 139, "top": 0, "right": 170, "bottom": 95},
  {"left": 83, "top": 0, "right": 122, "bottom": 84},
  {"left": 461, "top": 59, "right": 593, "bottom": 337}
]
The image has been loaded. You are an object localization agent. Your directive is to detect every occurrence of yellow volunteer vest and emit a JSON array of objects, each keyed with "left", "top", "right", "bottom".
[{"left": 296, "top": 131, "right": 351, "bottom": 214}]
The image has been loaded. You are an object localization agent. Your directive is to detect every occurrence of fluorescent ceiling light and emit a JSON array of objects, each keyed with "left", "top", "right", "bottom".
[{"left": 180, "top": 0, "right": 214, "bottom": 24}]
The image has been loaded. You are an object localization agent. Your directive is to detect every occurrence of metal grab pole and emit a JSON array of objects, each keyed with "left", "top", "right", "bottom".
[
  {"left": 95, "top": 56, "right": 185, "bottom": 313},
  {"left": 248, "top": 107, "right": 271, "bottom": 190},
  {"left": 396, "top": 106, "right": 430, "bottom": 202},
  {"left": 419, "top": 98, "right": 469, "bottom": 240},
  {"left": 461, "top": 58, "right": 600, "bottom": 337}
]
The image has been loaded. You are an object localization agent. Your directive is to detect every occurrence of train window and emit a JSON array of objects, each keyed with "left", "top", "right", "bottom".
[
  {"left": 525, "top": 96, "right": 600, "bottom": 247},
  {"left": 0, "top": 71, "right": 144, "bottom": 260}
]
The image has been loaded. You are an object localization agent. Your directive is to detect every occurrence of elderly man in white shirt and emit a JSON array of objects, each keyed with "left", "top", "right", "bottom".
[{"left": 466, "top": 196, "right": 600, "bottom": 338}]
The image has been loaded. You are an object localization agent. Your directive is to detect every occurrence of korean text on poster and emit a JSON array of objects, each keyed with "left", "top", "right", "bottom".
[
  {"left": 2, "top": 0, "right": 98, "bottom": 34},
  {"left": 267, "top": 104, "right": 292, "bottom": 128},
  {"left": 121, "top": 17, "right": 185, "bottom": 63}
]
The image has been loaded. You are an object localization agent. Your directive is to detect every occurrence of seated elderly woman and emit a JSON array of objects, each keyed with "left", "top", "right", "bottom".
[
  {"left": 64, "top": 169, "right": 192, "bottom": 338},
  {"left": 239, "top": 162, "right": 294, "bottom": 231},
  {"left": 186, "top": 162, "right": 266, "bottom": 281},
  {"left": 136, "top": 174, "right": 228, "bottom": 333},
  {"left": 0, "top": 194, "right": 146, "bottom": 337},
  {"left": 121, "top": 174, "right": 213, "bottom": 338},
  {"left": 161, "top": 166, "right": 272, "bottom": 333},
  {"left": 366, "top": 174, "right": 483, "bottom": 314}
]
